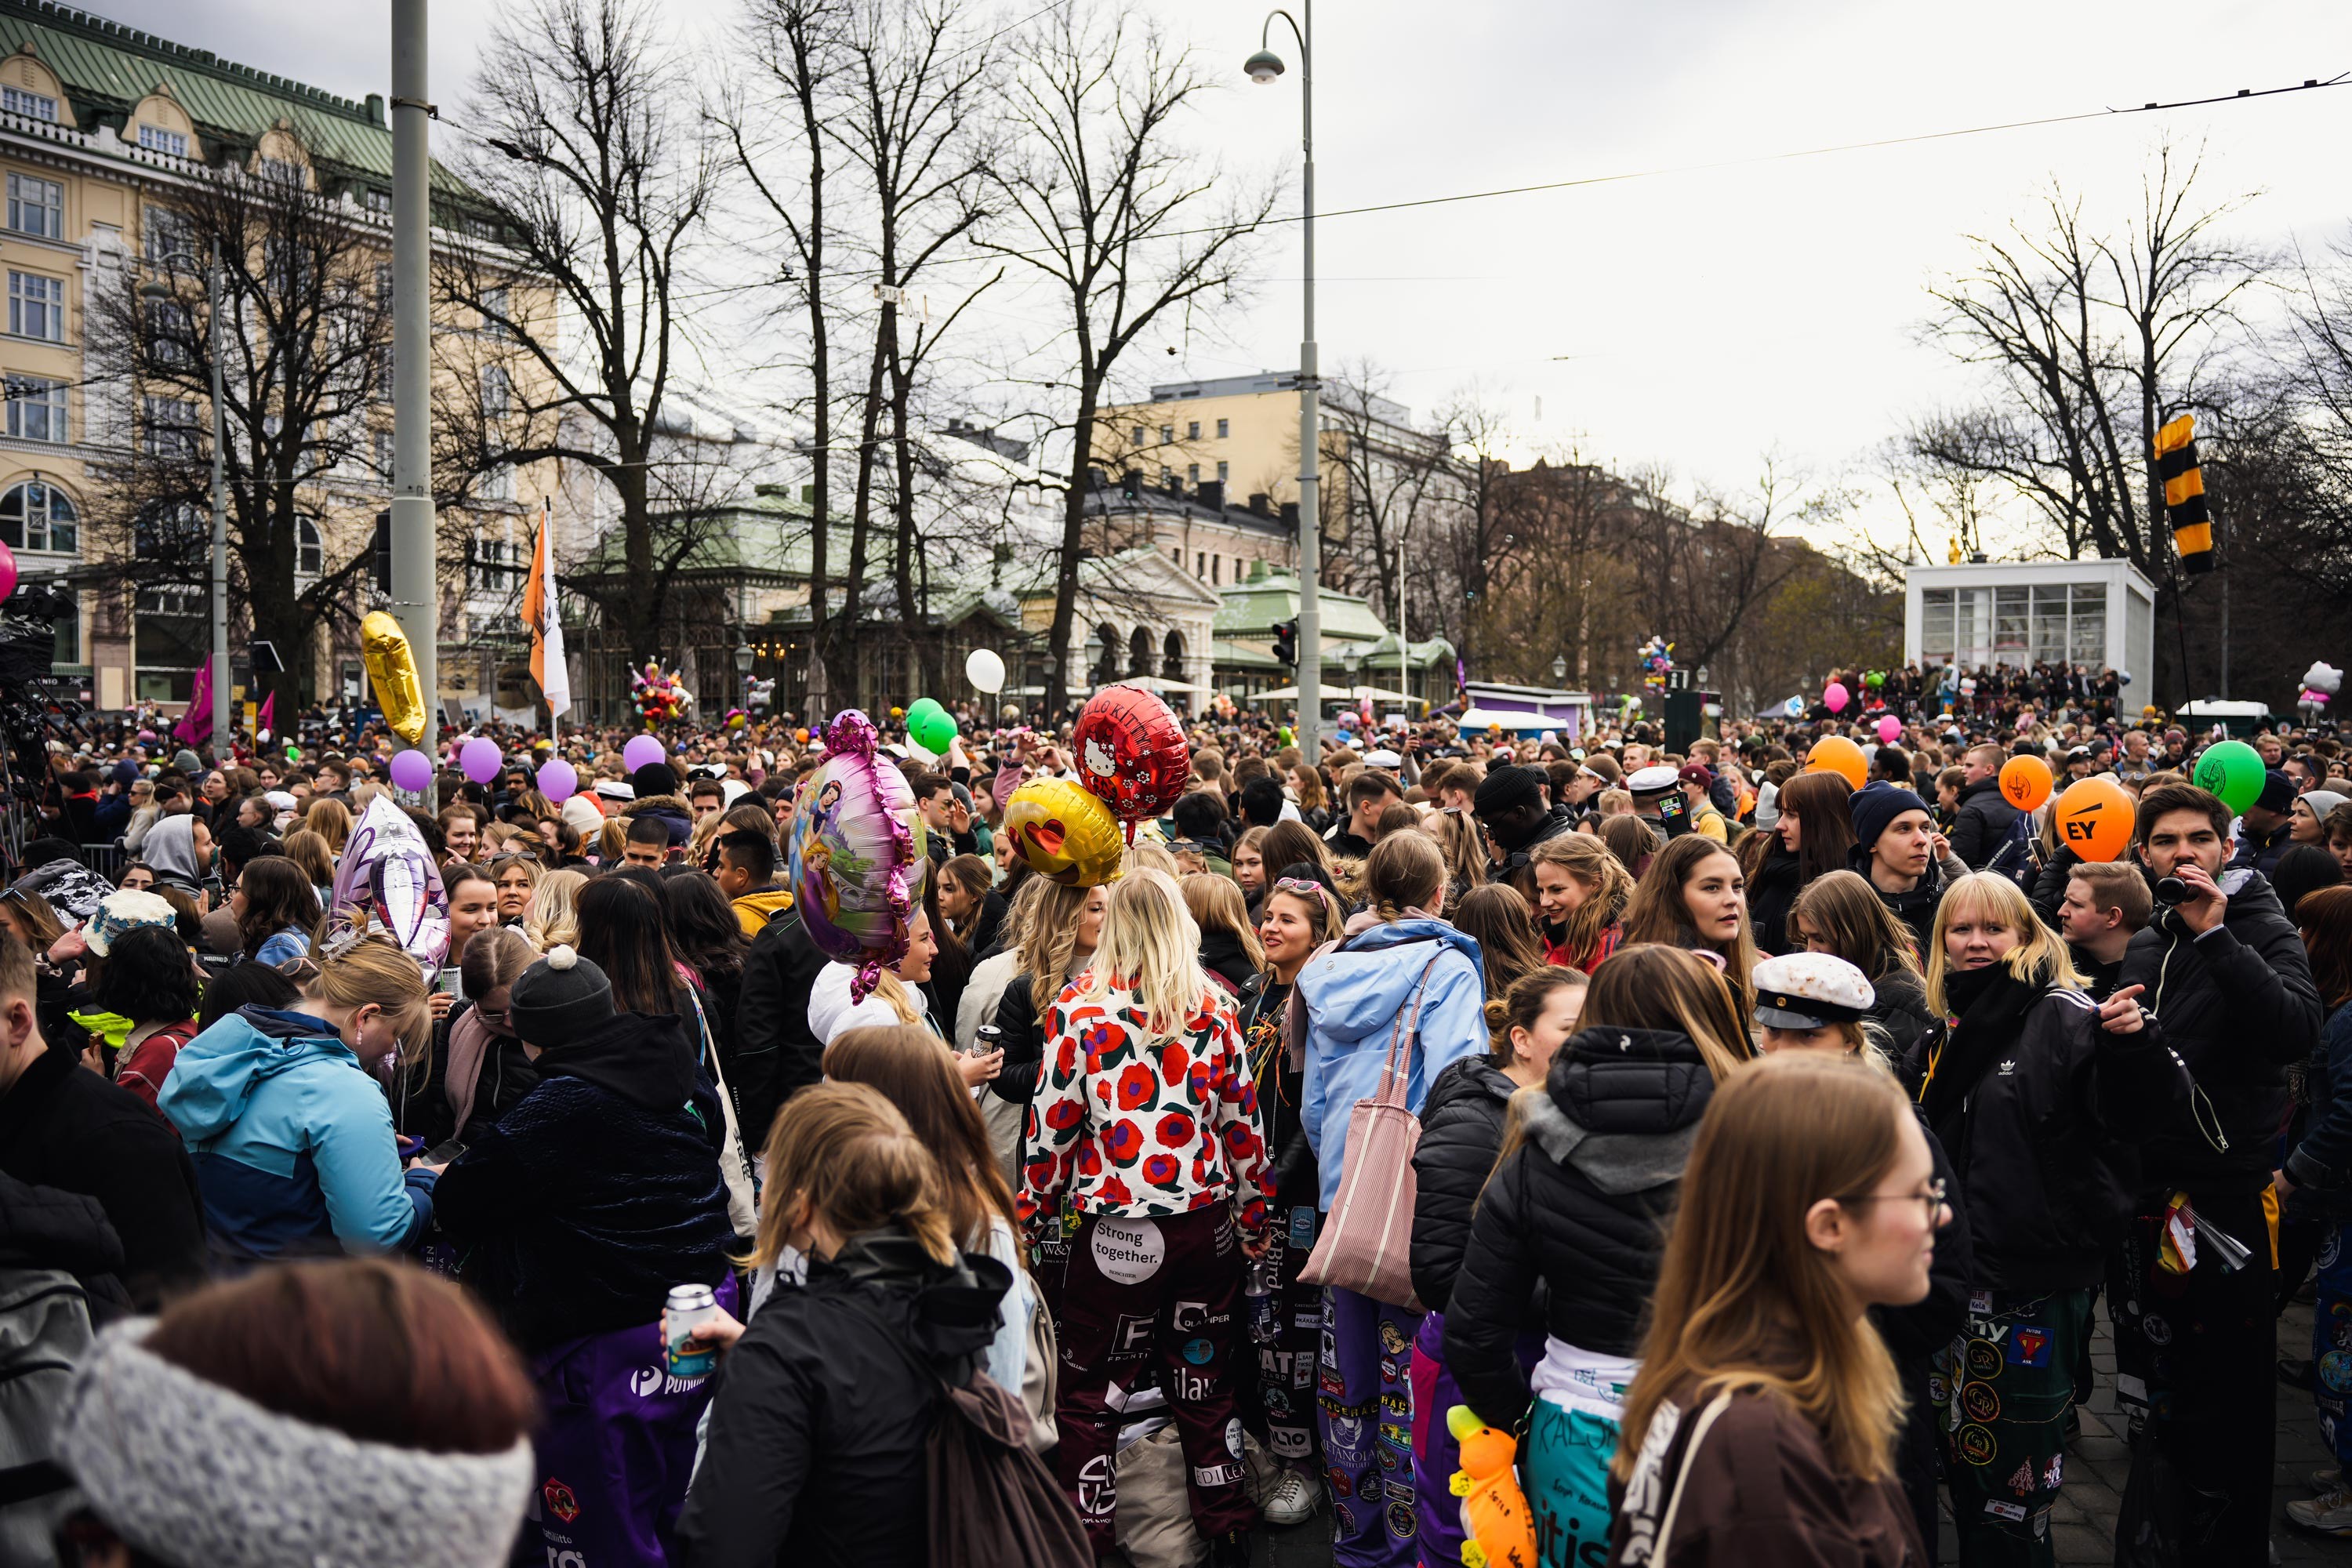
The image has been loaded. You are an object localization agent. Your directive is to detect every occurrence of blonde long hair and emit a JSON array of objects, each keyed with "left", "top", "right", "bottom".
[
  {"left": 1181, "top": 873, "right": 1265, "bottom": 971},
  {"left": 741, "top": 1080, "right": 957, "bottom": 1272},
  {"left": 822, "top": 1024, "right": 1021, "bottom": 1253},
  {"left": 522, "top": 868, "right": 588, "bottom": 951},
  {"left": 1018, "top": 880, "right": 1096, "bottom": 1013},
  {"left": 1924, "top": 872, "right": 2083, "bottom": 1014},
  {"left": 1070, "top": 868, "right": 1214, "bottom": 1037},
  {"left": 307, "top": 934, "right": 432, "bottom": 1073},
  {"left": 1613, "top": 1052, "right": 1911, "bottom": 1484}
]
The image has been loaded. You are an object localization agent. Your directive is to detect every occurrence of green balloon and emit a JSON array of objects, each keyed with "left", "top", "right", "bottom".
[
  {"left": 2191, "top": 739, "right": 2266, "bottom": 815},
  {"left": 909, "top": 706, "right": 958, "bottom": 754},
  {"left": 905, "top": 697, "right": 942, "bottom": 723}
]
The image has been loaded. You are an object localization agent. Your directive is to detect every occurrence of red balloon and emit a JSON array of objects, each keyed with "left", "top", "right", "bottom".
[{"left": 1073, "top": 685, "right": 1191, "bottom": 822}]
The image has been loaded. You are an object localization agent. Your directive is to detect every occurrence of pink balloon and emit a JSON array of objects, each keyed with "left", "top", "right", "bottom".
[
  {"left": 460, "top": 736, "right": 503, "bottom": 784},
  {"left": 1824, "top": 681, "right": 1850, "bottom": 713},
  {"left": 0, "top": 539, "right": 16, "bottom": 601},
  {"left": 1875, "top": 714, "right": 1903, "bottom": 745},
  {"left": 622, "top": 735, "right": 666, "bottom": 773},
  {"left": 537, "top": 757, "right": 579, "bottom": 804},
  {"left": 387, "top": 749, "right": 433, "bottom": 793}
]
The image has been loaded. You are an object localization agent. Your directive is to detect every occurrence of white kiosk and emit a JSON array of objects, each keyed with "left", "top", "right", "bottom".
[{"left": 1903, "top": 558, "right": 2157, "bottom": 680}]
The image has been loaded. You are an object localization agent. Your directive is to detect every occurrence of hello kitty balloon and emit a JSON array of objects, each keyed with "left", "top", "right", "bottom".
[{"left": 1072, "top": 684, "right": 1190, "bottom": 833}]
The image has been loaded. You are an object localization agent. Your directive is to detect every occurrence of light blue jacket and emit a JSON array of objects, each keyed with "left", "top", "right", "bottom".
[
  {"left": 158, "top": 1005, "right": 434, "bottom": 1265},
  {"left": 1297, "top": 919, "right": 1487, "bottom": 1211}
]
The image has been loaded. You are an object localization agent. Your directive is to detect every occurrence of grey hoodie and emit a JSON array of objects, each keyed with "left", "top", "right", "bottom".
[{"left": 140, "top": 815, "right": 205, "bottom": 893}]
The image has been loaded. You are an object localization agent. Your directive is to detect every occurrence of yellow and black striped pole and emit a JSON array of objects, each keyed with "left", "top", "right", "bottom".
[{"left": 2154, "top": 413, "right": 2213, "bottom": 574}]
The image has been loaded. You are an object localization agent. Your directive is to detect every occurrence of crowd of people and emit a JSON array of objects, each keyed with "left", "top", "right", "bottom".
[{"left": 2, "top": 683, "right": 2348, "bottom": 1568}]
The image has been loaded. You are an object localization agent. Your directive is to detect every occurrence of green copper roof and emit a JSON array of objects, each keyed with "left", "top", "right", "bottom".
[
  {"left": 0, "top": 0, "right": 470, "bottom": 194},
  {"left": 1212, "top": 568, "right": 1391, "bottom": 642}
]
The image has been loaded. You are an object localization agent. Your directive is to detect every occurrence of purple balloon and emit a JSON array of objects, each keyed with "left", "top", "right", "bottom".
[
  {"left": 537, "top": 757, "right": 579, "bottom": 804},
  {"left": 622, "top": 734, "right": 666, "bottom": 773},
  {"left": 387, "top": 749, "right": 433, "bottom": 793},
  {"left": 460, "top": 736, "right": 503, "bottom": 785}
]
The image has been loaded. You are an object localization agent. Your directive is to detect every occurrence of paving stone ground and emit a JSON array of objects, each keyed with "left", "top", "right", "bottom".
[{"left": 1242, "top": 1298, "right": 2352, "bottom": 1566}]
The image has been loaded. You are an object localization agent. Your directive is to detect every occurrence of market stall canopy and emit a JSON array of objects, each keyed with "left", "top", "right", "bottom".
[{"left": 1246, "top": 682, "right": 1417, "bottom": 704}]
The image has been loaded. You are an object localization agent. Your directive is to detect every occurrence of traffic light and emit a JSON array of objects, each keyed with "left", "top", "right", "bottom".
[
  {"left": 1272, "top": 618, "right": 1298, "bottom": 667},
  {"left": 2154, "top": 413, "right": 2213, "bottom": 575}
]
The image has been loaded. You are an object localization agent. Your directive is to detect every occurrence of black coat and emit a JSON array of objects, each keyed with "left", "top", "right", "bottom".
[
  {"left": 967, "top": 889, "right": 1011, "bottom": 962},
  {"left": 1747, "top": 844, "right": 1804, "bottom": 956},
  {"left": 736, "top": 910, "right": 836, "bottom": 1143},
  {"left": 1949, "top": 776, "right": 2021, "bottom": 869},
  {"left": 1410, "top": 1056, "right": 1519, "bottom": 1312},
  {"left": 1849, "top": 844, "right": 1946, "bottom": 959},
  {"left": 2116, "top": 871, "right": 2322, "bottom": 1195},
  {"left": 987, "top": 970, "right": 1053, "bottom": 1108},
  {"left": 1915, "top": 970, "right": 2188, "bottom": 1294},
  {"left": 674, "top": 1228, "right": 1012, "bottom": 1568},
  {"left": 1200, "top": 928, "right": 1256, "bottom": 996},
  {"left": 396, "top": 1000, "right": 542, "bottom": 1155},
  {"left": 1238, "top": 973, "right": 1315, "bottom": 1214},
  {"left": 433, "top": 1011, "right": 734, "bottom": 1352},
  {"left": 1867, "top": 967, "right": 1936, "bottom": 1064},
  {"left": 1444, "top": 1026, "right": 1715, "bottom": 1428},
  {"left": 0, "top": 1167, "right": 133, "bottom": 1327},
  {"left": 0, "top": 1042, "right": 205, "bottom": 1311}
]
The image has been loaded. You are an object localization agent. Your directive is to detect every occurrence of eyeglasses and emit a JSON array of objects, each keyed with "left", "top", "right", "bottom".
[{"left": 1841, "top": 1178, "right": 1947, "bottom": 1226}]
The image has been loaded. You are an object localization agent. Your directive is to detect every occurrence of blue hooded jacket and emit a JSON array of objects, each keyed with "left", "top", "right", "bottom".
[
  {"left": 158, "top": 1004, "right": 435, "bottom": 1265},
  {"left": 1296, "top": 917, "right": 1487, "bottom": 1211}
]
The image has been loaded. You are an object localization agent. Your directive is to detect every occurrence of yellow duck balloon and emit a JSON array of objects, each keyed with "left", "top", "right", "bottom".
[{"left": 361, "top": 611, "right": 428, "bottom": 746}]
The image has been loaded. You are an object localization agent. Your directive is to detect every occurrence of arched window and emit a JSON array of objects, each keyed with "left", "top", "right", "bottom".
[
  {"left": 1127, "top": 626, "right": 1152, "bottom": 679},
  {"left": 296, "top": 517, "right": 322, "bottom": 577},
  {"left": 1161, "top": 629, "right": 1185, "bottom": 681},
  {"left": 0, "top": 481, "right": 77, "bottom": 554}
]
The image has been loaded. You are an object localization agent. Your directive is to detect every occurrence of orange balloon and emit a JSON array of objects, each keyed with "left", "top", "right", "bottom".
[
  {"left": 2052, "top": 775, "right": 2134, "bottom": 863},
  {"left": 1806, "top": 736, "right": 1867, "bottom": 792},
  {"left": 1998, "top": 754, "right": 2053, "bottom": 814}
]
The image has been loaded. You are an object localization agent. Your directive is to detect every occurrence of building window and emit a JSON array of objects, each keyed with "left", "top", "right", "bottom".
[
  {"left": 144, "top": 298, "right": 192, "bottom": 368},
  {"left": 374, "top": 427, "right": 395, "bottom": 477},
  {"left": 1919, "top": 583, "right": 2107, "bottom": 670},
  {"left": 5, "top": 173, "right": 60, "bottom": 239},
  {"left": 1131, "top": 425, "right": 1145, "bottom": 447},
  {"left": 6, "top": 374, "right": 67, "bottom": 442},
  {"left": 373, "top": 343, "right": 394, "bottom": 400},
  {"left": 1216, "top": 418, "right": 1229, "bottom": 439},
  {"left": 9, "top": 271, "right": 64, "bottom": 340},
  {"left": 296, "top": 516, "right": 322, "bottom": 576},
  {"left": 1217, "top": 460, "right": 1229, "bottom": 483},
  {"left": 1160, "top": 466, "right": 1172, "bottom": 487},
  {"left": 374, "top": 264, "right": 394, "bottom": 307},
  {"left": 3, "top": 86, "right": 57, "bottom": 122},
  {"left": 481, "top": 463, "right": 514, "bottom": 502},
  {"left": 257, "top": 155, "right": 303, "bottom": 186},
  {"left": 1210, "top": 555, "right": 1221, "bottom": 585},
  {"left": 1234, "top": 557, "right": 1243, "bottom": 583},
  {"left": 143, "top": 205, "right": 191, "bottom": 266},
  {"left": 1187, "top": 420, "right": 1200, "bottom": 440},
  {"left": 1170, "top": 546, "right": 1180, "bottom": 567},
  {"left": 1186, "top": 463, "right": 1200, "bottom": 485},
  {"left": 481, "top": 365, "right": 510, "bottom": 419},
  {"left": 481, "top": 286, "right": 510, "bottom": 338},
  {"left": 141, "top": 394, "right": 200, "bottom": 459},
  {"left": 364, "top": 188, "right": 392, "bottom": 215},
  {"left": 136, "top": 125, "right": 188, "bottom": 157},
  {"left": 0, "top": 481, "right": 77, "bottom": 554},
  {"left": 1160, "top": 424, "right": 1173, "bottom": 445},
  {"left": 1196, "top": 551, "right": 1205, "bottom": 578}
]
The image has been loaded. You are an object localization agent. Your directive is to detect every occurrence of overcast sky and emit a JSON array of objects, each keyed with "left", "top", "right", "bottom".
[{"left": 81, "top": 0, "right": 2352, "bottom": 548}]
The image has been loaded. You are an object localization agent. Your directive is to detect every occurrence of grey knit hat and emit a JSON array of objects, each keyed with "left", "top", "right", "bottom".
[
  {"left": 54, "top": 1319, "right": 533, "bottom": 1568},
  {"left": 507, "top": 942, "right": 615, "bottom": 1047}
]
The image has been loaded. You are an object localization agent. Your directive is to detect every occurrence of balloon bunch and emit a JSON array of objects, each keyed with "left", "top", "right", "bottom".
[
  {"left": 1004, "top": 684, "right": 1191, "bottom": 889},
  {"left": 1636, "top": 635, "right": 1674, "bottom": 689},
  {"left": 2300, "top": 661, "right": 2343, "bottom": 710},
  {"left": 1863, "top": 670, "right": 1886, "bottom": 691},
  {"left": 905, "top": 698, "right": 958, "bottom": 756},
  {"left": 630, "top": 660, "right": 691, "bottom": 728}
]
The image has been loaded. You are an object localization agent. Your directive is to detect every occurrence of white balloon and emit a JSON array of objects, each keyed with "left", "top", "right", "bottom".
[{"left": 966, "top": 648, "right": 1006, "bottom": 695}]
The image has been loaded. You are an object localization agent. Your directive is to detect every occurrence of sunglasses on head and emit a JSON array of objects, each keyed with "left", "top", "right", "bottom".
[
  {"left": 1272, "top": 876, "right": 1333, "bottom": 902},
  {"left": 488, "top": 851, "right": 540, "bottom": 867}
]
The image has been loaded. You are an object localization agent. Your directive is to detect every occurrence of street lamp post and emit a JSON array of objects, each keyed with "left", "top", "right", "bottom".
[
  {"left": 1552, "top": 654, "right": 1568, "bottom": 686},
  {"left": 734, "top": 635, "right": 754, "bottom": 711},
  {"left": 140, "top": 241, "right": 227, "bottom": 748},
  {"left": 1246, "top": 4, "right": 1317, "bottom": 761}
]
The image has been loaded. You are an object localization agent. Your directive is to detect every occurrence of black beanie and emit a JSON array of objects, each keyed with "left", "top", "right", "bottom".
[
  {"left": 2258, "top": 769, "right": 2297, "bottom": 815},
  {"left": 1473, "top": 765, "right": 1544, "bottom": 818},
  {"left": 508, "top": 943, "right": 615, "bottom": 1047},
  {"left": 629, "top": 760, "right": 678, "bottom": 801},
  {"left": 1848, "top": 784, "right": 1930, "bottom": 853}
]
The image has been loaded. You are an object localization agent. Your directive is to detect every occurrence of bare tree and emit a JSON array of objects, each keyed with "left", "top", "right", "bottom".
[
  {"left": 82, "top": 163, "right": 389, "bottom": 716},
  {"left": 1322, "top": 361, "right": 1454, "bottom": 628},
  {"left": 1915, "top": 146, "right": 2263, "bottom": 571},
  {"left": 440, "top": 0, "right": 720, "bottom": 670},
  {"left": 984, "top": 0, "right": 1270, "bottom": 716}
]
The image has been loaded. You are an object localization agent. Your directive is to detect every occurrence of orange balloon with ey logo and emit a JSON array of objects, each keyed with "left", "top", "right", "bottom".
[
  {"left": 1806, "top": 735, "right": 1868, "bottom": 792},
  {"left": 1998, "top": 753, "right": 2053, "bottom": 813},
  {"left": 2052, "top": 775, "right": 2135, "bottom": 862}
]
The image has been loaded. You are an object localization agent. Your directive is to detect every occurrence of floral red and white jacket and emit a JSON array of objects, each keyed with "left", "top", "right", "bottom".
[{"left": 1018, "top": 972, "right": 1272, "bottom": 1245}]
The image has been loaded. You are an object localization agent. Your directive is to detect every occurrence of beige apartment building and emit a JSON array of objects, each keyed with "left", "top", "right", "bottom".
[{"left": 0, "top": 2, "right": 555, "bottom": 717}]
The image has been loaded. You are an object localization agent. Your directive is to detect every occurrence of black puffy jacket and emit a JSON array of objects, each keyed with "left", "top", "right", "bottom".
[
  {"left": 1443, "top": 1026, "right": 1714, "bottom": 1428},
  {"left": 1949, "top": 776, "right": 2021, "bottom": 869},
  {"left": 2117, "top": 870, "right": 2322, "bottom": 1195},
  {"left": 1915, "top": 969, "right": 2188, "bottom": 1294},
  {"left": 675, "top": 1228, "right": 1013, "bottom": 1568},
  {"left": 736, "top": 910, "right": 835, "bottom": 1142},
  {"left": 1867, "top": 967, "right": 1936, "bottom": 1064},
  {"left": 1409, "top": 1056, "right": 1519, "bottom": 1312},
  {"left": 433, "top": 1011, "right": 735, "bottom": 1352}
]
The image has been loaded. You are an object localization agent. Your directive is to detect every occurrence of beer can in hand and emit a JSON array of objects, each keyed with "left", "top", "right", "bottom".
[{"left": 665, "top": 1283, "right": 719, "bottom": 1377}]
